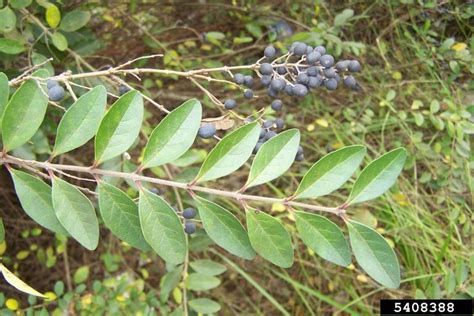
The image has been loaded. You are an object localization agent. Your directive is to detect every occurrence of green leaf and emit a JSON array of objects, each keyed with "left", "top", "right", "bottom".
[
  {"left": 53, "top": 86, "right": 107, "bottom": 156},
  {"left": 0, "top": 39, "right": 25, "bottom": 54},
  {"left": 10, "top": 169, "right": 67, "bottom": 235},
  {"left": 141, "top": 99, "right": 201, "bottom": 169},
  {"left": 246, "top": 210, "right": 293, "bottom": 268},
  {"left": 10, "top": 0, "right": 32, "bottom": 9},
  {"left": 347, "top": 220, "right": 400, "bottom": 288},
  {"left": 188, "top": 298, "right": 221, "bottom": 314},
  {"left": 59, "top": 10, "right": 91, "bottom": 32},
  {"left": 159, "top": 266, "right": 183, "bottom": 303},
  {"left": 0, "top": 6, "right": 16, "bottom": 33},
  {"left": 245, "top": 129, "right": 300, "bottom": 188},
  {"left": 95, "top": 90, "right": 143, "bottom": 164},
  {"left": 347, "top": 148, "right": 407, "bottom": 205},
  {"left": 52, "top": 177, "right": 99, "bottom": 250},
  {"left": 138, "top": 189, "right": 186, "bottom": 264},
  {"left": 0, "top": 72, "right": 9, "bottom": 131},
  {"left": 189, "top": 259, "right": 227, "bottom": 276},
  {"left": 51, "top": 32, "right": 68, "bottom": 51},
  {"left": 196, "top": 122, "right": 260, "bottom": 182},
  {"left": 196, "top": 196, "right": 255, "bottom": 260},
  {"left": 294, "top": 211, "right": 351, "bottom": 266},
  {"left": 1, "top": 79, "right": 48, "bottom": 151},
  {"left": 186, "top": 273, "right": 221, "bottom": 291},
  {"left": 73, "top": 266, "right": 89, "bottom": 284},
  {"left": 294, "top": 145, "right": 366, "bottom": 199},
  {"left": 98, "top": 182, "right": 150, "bottom": 251},
  {"left": 0, "top": 218, "right": 4, "bottom": 243},
  {"left": 0, "top": 264, "right": 46, "bottom": 298},
  {"left": 45, "top": 4, "right": 61, "bottom": 28}
]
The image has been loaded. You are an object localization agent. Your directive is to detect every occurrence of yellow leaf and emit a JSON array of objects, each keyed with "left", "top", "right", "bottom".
[
  {"left": 16, "top": 250, "right": 30, "bottom": 260},
  {"left": 172, "top": 287, "right": 182, "bottom": 304},
  {"left": 102, "top": 14, "right": 114, "bottom": 23},
  {"left": 0, "top": 264, "right": 46, "bottom": 298},
  {"left": 0, "top": 241, "right": 7, "bottom": 255},
  {"left": 44, "top": 292, "right": 57, "bottom": 301},
  {"left": 5, "top": 298, "right": 19, "bottom": 311},
  {"left": 307, "top": 124, "right": 315, "bottom": 132},
  {"left": 347, "top": 263, "right": 355, "bottom": 270},
  {"left": 393, "top": 193, "right": 408, "bottom": 206},
  {"left": 356, "top": 274, "right": 369, "bottom": 283},
  {"left": 271, "top": 203, "right": 286, "bottom": 212},
  {"left": 307, "top": 248, "right": 315, "bottom": 256},
  {"left": 315, "top": 118, "right": 329, "bottom": 128},
  {"left": 452, "top": 43, "right": 467, "bottom": 52},
  {"left": 116, "top": 294, "right": 126, "bottom": 302},
  {"left": 331, "top": 141, "right": 343, "bottom": 149},
  {"left": 81, "top": 293, "right": 92, "bottom": 305},
  {"left": 45, "top": 4, "right": 61, "bottom": 28}
]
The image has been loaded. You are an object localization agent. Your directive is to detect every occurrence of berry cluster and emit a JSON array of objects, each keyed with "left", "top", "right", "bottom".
[
  {"left": 182, "top": 207, "right": 197, "bottom": 235},
  {"left": 197, "top": 42, "right": 362, "bottom": 162},
  {"left": 46, "top": 80, "right": 65, "bottom": 101}
]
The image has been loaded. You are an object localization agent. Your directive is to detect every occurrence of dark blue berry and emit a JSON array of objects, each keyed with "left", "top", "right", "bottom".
[
  {"left": 183, "top": 208, "right": 197, "bottom": 219},
  {"left": 224, "top": 99, "right": 237, "bottom": 109},
  {"left": 348, "top": 60, "right": 361, "bottom": 72},
  {"left": 284, "top": 85, "right": 294, "bottom": 96},
  {"left": 271, "top": 99, "right": 283, "bottom": 111},
  {"left": 306, "top": 52, "right": 321, "bottom": 64},
  {"left": 336, "top": 60, "right": 350, "bottom": 72},
  {"left": 263, "top": 120, "right": 273, "bottom": 128},
  {"left": 119, "top": 85, "right": 130, "bottom": 95},
  {"left": 267, "top": 87, "right": 279, "bottom": 98},
  {"left": 198, "top": 124, "right": 216, "bottom": 138},
  {"left": 292, "top": 84, "right": 308, "bottom": 97},
  {"left": 264, "top": 131, "right": 277, "bottom": 141},
  {"left": 314, "top": 45, "right": 326, "bottom": 55},
  {"left": 305, "top": 45, "right": 313, "bottom": 55},
  {"left": 325, "top": 78, "right": 338, "bottom": 90},
  {"left": 48, "top": 85, "right": 65, "bottom": 101},
  {"left": 343, "top": 75, "right": 357, "bottom": 88},
  {"left": 294, "top": 43, "right": 307, "bottom": 56},
  {"left": 274, "top": 118, "right": 284, "bottom": 129},
  {"left": 184, "top": 221, "right": 196, "bottom": 234},
  {"left": 149, "top": 187, "right": 161, "bottom": 195},
  {"left": 234, "top": 73, "right": 244, "bottom": 84},
  {"left": 259, "top": 63, "right": 273, "bottom": 75},
  {"left": 297, "top": 146, "right": 304, "bottom": 156},
  {"left": 270, "top": 78, "right": 285, "bottom": 91},
  {"left": 244, "top": 89, "right": 254, "bottom": 99},
  {"left": 307, "top": 66, "right": 319, "bottom": 76},
  {"left": 46, "top": 79, "right": 58, "bottom": 89},
  {"left": 244, "top": 75, "right": 253, "bottom": 87},
  {"left": 295, "top": 153, "right": 304, "bottom": 161},
  {"left": 320, "top": 55, "right": 335, "bottom": 68},
  {"left": 253, "top": 141, "right": 264, "bottom": 154},
  {"left": 308, "top": 76, "right": 322, "bottom": 88},
  {"left": 276, "top": 66, "right": 287, "bottom": 75},
  {"left": 259, "top": 128, "right": 267, "bottom": 139},
  {"left": 297, "top": 73, "right": 309, "bottom": 84},
  {"left": 264, "top": 45, "right": 276, "bottom": 59},
  {"left": 260, "top": 75, "right": 272, "bottom": 87},
  {"left": 323, "top": 68, "right": 337, "bottom": 78}
]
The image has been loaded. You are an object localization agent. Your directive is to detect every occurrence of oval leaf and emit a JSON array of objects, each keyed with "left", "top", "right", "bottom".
[
  {"left": 246, "top": 210, "right": 293, "bottom": 268},
  {"left": 0, "top": 72, "right": 9, "bottom": 131},
  {"left": 52, "top": 177, "right": 99, "bottom": 250},
  {"left": 294, "top": 211, "right": 351, "bottom": 266},
  {"left": 53, "top": 86, "right": 107, "bottom": 156},
  {"left": 59, "top": 10, "right": 91, "bottom": 32},
  {"left": 189, "top": 259, "right": 227, "bottom": 276},
  {"left": 195, "top": 122, "right": 260, "bottom": 182},
  {"left": 294, "top": 145, "right": 366, "bottom": 199},
  {"left": 0, "top": 264, "right": 46, "bottom": 298},
  {"left": 95, "top": 90, "right": 143, "bottom": 164},
  {"left": 51, "top": 32, "right": 68, "bottom": 51},
  {"left": 10, "top": 169, "right": 68, "bottom": 235},
  {"left": 0, "top": 6, "right": 16, "bottom": 32},
  {"left": 246, "top": 129, "right": 300, "bottom": 188},
  {"left": 98, "top": 182, "right": 150, "bottom": 251},
  {"left": 1, "top": 79, "right": 48, "bottom": 151},
  {"left": 347, "top": 220, "right": 400, "bottom": 288},
  {"left": 347, "top": 148, "right": 407, "bottom": 205},
  {"left": 189, "top": 298, "right": 221, "bottom": 314},
  {"left": 0, "top": 38, "right": 25, "bottom": 55},
  {"left": 196, "top": 196, "right": 255, "bottom": 260},
  {"left": 138, "top": 189, "right": 186, "bottom": 264},
  {"left": 186, "top": 273, "right": 221, "bottom": 291},
  {"left": 45, "top": 4, "right": 61, "bottom": 28},
  {"left": 141, "top": 99, "right": 202, "bottom": 169}
]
